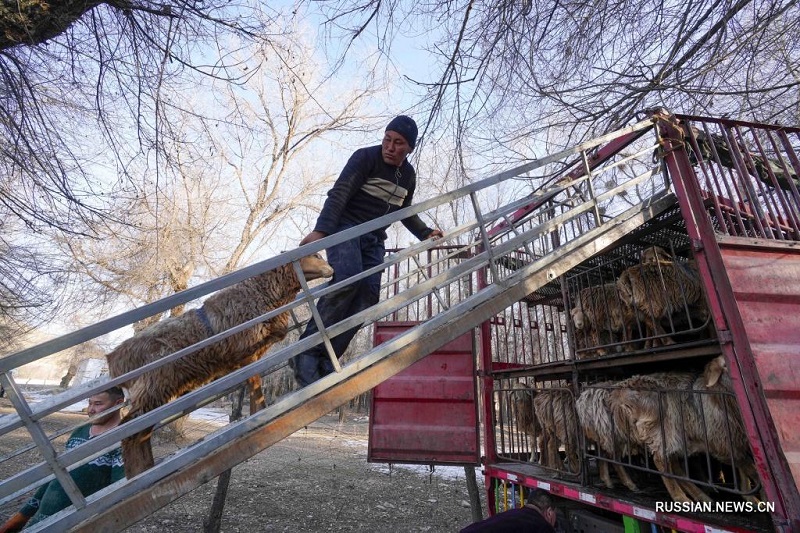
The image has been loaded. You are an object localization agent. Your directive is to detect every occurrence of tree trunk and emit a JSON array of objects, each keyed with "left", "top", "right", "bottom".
[
  {"left": 204, "top": 386, "right": 245, "bottom": 532},
  {"left": 464, "top": 465, "right": 483, "bottom": 522}
]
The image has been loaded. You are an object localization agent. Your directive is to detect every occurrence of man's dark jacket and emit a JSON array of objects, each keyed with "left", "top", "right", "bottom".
[{"left": 313, "top": 145, "right": 433, "bottom": 241}]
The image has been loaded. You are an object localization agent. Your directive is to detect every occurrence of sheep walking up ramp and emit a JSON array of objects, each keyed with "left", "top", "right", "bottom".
[{"left": 0, "top": 110, "right": 683, "bottom": 532}]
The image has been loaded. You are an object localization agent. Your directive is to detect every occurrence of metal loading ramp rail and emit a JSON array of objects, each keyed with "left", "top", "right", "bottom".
[{"left": 0, "top": 112, "right": 678, "bottom": 531}]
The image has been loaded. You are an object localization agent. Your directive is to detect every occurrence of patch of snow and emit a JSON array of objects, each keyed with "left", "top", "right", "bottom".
[
  {"left": 187, "top": 407, "right": 232, "bottom": 426},
  {"left": 369, "top": 462, "right": 474, "bottom": 481}
]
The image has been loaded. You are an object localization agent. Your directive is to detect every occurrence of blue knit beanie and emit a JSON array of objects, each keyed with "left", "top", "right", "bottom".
[{"left": 386, "top": 115, "right": 418, "bottom": 149}]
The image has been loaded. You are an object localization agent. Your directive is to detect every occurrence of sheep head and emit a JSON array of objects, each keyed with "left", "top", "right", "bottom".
[
  {"left": 640, "top": 245, "right": 672, "bottom": 264},
  {"left": 570, "top": 306, "right": 586, "bottom": 330},
  {"left": 703, "top": 355, "right": 728, "bottom": 388},
  {"left": 510, "top": 381, "right": 536, "bottom": 406},
  {"left": 299, "top": 253, "right": 334, "bottom": 280}
]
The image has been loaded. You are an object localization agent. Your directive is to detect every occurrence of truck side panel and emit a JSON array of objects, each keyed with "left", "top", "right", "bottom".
[{"left": 719, "top": 242, "right": 800, "bottom": 489}]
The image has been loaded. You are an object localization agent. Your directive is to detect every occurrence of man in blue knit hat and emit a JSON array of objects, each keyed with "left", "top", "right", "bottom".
[{"left": 290, "top": 115, "right": 443, "bottom": 387}]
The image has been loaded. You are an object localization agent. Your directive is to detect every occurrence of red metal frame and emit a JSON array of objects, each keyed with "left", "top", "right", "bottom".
[
  {"left": 485, "top": 126, "right": 654, "bottom": 240},
  {"left": 659, "top": 116, "right": 800, "bottom": 531},
  {"left": 484, "top": 467, "right": 756, "bottom": 533},
  {"left": 478, "top": 124, "right": 661, "bottom": 516}
]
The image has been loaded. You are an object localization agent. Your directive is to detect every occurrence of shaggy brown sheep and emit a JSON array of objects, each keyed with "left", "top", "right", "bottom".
[
  {"left": 570, "top": 283, "right": 637, "bottom": 357},
  {"left": 576, "top": 383, "right": 641, "bottom": 491},
  {"left": 616, "top": 247, "right": 708, "bottom": 348},
  {"left": 533, "top": 388, "right": 580, "bottom": 474},
  {"left": 608, "top": 356, "right": 758, "bottom": 503},
  {"left": 107, "top": 253, "right": 333, "bottom": 478},
  {"left": 509, "top": 382, "right": 541, "bottom": 462}
]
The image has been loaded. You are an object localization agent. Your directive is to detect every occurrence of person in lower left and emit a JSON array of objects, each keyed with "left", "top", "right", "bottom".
[
  {"left": 459, "top": 489, "right": 558, "bottom": 532},
  {"left": 0, "top": 387, "right": 125, "bottom": 532}
]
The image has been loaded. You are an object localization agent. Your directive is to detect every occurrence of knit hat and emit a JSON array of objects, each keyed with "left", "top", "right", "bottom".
[{"left": 386, "top": 115, "right": 418, "bottom": 150}]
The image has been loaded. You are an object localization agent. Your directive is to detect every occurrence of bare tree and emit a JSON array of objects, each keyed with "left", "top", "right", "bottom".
[
  {"left": 0, "top": 1, "right": 281, "bottom": 322},
  {"left": 210, "top": 36, "right": 382, "bottom": 272},
  {"left": 60, "top": 28, "right": 380, "bottom": 325},
  {"left": 0, "top": 214, "right": 73, "bottom": 336},
  {"left": 313, "top": 0, "right": 800, "bottom": 163},
  {"left": 0, "top": 1, "right": 277, "bottom": 225}
]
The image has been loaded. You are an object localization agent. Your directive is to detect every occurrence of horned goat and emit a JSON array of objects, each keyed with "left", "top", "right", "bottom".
[
  {"left": 608, "top": 356, "right": 758, "bottom": 503},
  {"left": 576, "top": 384, "right": 641, "bottom": 491},
  {"left": 616, "top": 246, "right": 708, "bottom": 348},
  {"left": 534, "top": 388, "right": 580, "bottom": 474},
  {"left": 107, "top": 253, "right": 333, "bottom": 478}
]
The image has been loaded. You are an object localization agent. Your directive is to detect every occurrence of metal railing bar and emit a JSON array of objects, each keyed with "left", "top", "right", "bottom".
[{"left": 4, "top": 120, "right": 656, "bottom": 375}]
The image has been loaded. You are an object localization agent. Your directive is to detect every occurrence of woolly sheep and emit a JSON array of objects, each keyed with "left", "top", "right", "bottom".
[
  {"left": 570, "top": 283, "right": 636, "bottom": 357},
  {"left": 616, "top": 246, "right": 708, "bottom": 348},
  {"left": 509, "top": 382, "right": 541, "bottom": 462},
  {"left": 533, "top": 388, "right": 580, "bottom": 474},
  {"left": 694, "top": 355, "right": 762, "bottom": 501},
  {"left": 576, "top": 383, "right": 640, "bottom": 491},
  {"left": 608, "top": 356, "right": 758, "bottom": 503},
  {"left": 107, "top": 253, "right": 333, "bottom": 478}
]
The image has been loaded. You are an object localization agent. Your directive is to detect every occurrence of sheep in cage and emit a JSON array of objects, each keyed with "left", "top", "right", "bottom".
[
  {"left": 570, "top": 283, "right": 638, "bottom": 357},
  {"left": 509, "top": 382, "right": 542, "bottom": 462},
  {"left": 616, "top": 246, "right": 709, "bottom": 348},
  {"left": 576, "top": 383, "right": 641, "bottom": 491},
  {"left": 534, "top": 388, "right": 580, "bottom": 474},
  {"left": 608, "top": 356, "right": 759, "bottom": 503},
  {"left": 696, "top": 355, "right": 763, "bottom": 501},
  {"left": 107, "top": 253, "right": 333, "bottom": 478}
]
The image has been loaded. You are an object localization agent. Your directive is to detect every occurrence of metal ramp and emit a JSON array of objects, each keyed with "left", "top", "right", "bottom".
[{"left": 1, "top": 110, "right": 681, "bottom": 531}]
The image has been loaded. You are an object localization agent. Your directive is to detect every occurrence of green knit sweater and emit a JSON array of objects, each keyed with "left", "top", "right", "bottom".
[{"left": 21, "top": 424, "right": 124, "bottom": 527}]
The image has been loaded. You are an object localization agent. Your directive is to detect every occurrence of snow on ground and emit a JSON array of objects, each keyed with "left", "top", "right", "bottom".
[
  {"left": 187, "top": 407, "right": 230, "bottom": 425},
  {"left": 368, "top": 461, "right": 473, "bottom": 482}
]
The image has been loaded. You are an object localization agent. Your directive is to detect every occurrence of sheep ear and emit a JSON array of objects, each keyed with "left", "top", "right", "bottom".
[{"left": 705, "top": 357, "right": 724, "bottom": 387}]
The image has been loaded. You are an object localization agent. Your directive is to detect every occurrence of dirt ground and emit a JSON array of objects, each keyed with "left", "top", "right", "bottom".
[{"left": 0, "top": 399, "right": 485, "bottom": 532}]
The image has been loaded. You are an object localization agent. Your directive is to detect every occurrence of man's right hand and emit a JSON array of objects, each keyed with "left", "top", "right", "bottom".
[{"left": 299, "top": 231, "right": 327, "bottom": 247}]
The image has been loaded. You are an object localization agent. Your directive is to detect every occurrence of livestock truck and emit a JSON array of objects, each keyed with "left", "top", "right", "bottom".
[{"left": 369, "top": 111, "right": 800, "bottom": 533}]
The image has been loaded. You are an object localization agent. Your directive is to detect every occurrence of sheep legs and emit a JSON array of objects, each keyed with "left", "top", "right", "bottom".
[
  {"left": 653, "top": 454, "right": 693, "bottom": 502},
  {"left": 598, "top": 459, "right": 614, "bottom": 489},
  {"left": 643, "top": 318, "right": 676, "bottom": 348},
  {"left": 566, "top": 449, "right": 580, "bottom": 474},
  {"left": 121, "top": 426, "right": 155, "bottom": 479},
  {"left": 598, "top": 459, "right": 639, "bottom": 491},
  {"left": 614, "top": 463, "right": 640, "bottom": 492},
  {"left": 653, "top": 455, "right": 712, "bottom": 503},
  {"left": 247, "top": 374, "right": 266, "bottom": 414},
  {"left": 670, "top": 457, "right": 713, "bottom": 503},
  {"left": 119, "top": 374, "right": 266, "bottom": 480},
  {"left": 737, "top": 463, "right": 765, "bottom": 503},
  {"left": 544, "top": 433, "right": 561, "bottom": 471}
]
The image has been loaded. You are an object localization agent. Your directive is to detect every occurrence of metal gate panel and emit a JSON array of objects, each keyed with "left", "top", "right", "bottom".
[{"left": 368, "top": 322, "right": 479, "bottom": 465}]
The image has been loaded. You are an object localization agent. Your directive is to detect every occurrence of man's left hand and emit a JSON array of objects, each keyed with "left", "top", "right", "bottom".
[{"left": 428, "top": 229, "right": 444, "bottom": 240}]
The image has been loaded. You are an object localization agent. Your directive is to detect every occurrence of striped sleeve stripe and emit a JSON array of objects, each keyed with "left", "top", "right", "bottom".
[{"left": 362, "top": 177, "right": 408, "bottom": 206}]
